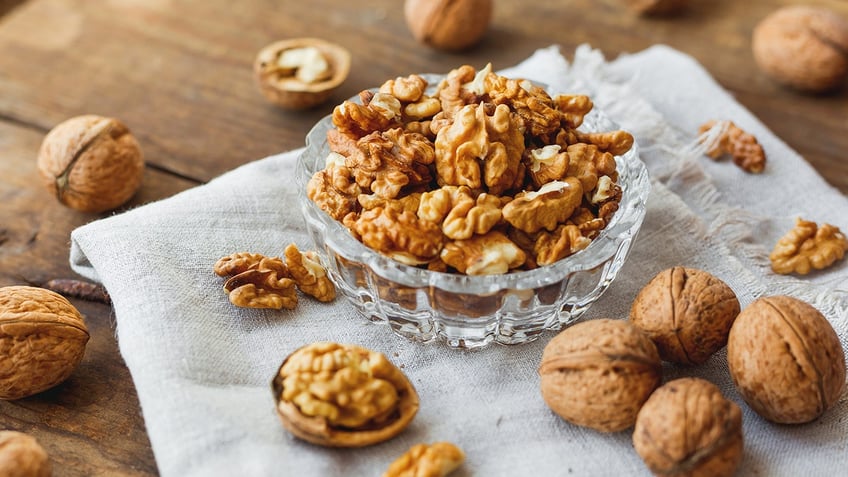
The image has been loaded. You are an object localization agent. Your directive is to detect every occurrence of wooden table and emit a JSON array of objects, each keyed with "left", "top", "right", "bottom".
[{"left": 1, "top": 0, "right": 845, "bottom": 474}]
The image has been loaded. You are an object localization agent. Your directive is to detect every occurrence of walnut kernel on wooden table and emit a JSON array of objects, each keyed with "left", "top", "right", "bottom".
[
  {"left": 0, "top": 431, "right": 52, "bottom": 477},
  {"left": 698, "top": 120, "right": 766, "bottom": 173},
  {"left": 253, "top": 38, "right": 351, "bottom": 110},
  {"left": 752, "top": 5, "right": 848, "bottom": 93},
  {"left": 272, "top": 342, "right": 419, "bottom": 447},
  {"left": 0, "top": 286, "right": 90, "bottom": 400},
  {"left": 769, "top": 218, "right": 848, "bottom": 275},
  {"left": 630, "top": 267, "right": 740, "bottom": 365},
  {"left": 37, "top": 115, "right": 145, "bottom": 213},
  {"left": 383, "top": 442, "right": 465, "bottom": 477},
  {"left": 633, "top": 378, "right": 743, "bottom": 477},
  {"left": 728, "top": 295, "right": 846, "bottom": 424},
  {"left": 538, "top": 318, "right": 662, "bottom": 433}
]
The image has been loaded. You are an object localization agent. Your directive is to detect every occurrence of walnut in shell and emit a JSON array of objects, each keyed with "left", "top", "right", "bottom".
[
  {"left": 404, "top": 0, "right": 492, "bottom": 51},
  {"left": 752, "top": 6, "right": 848, "bottom": 93},
  {"left": 538, "top": 318, "right": 662, "bottom": 432},
  {"left": 271, "top": 342, "right": 419, "bottom": 447},
  {"left": 0, "top": 286, "right": 90, "bottom": 400},
  {"left": 0, "top": 431, "right": 52, "bottom": 477},
  {"left": 633, "top": 378, "right": 743, "bottom": 477},
  {"left": 630, "top": 267, "right": 740, "bottom": 365},
  {"left": 37, "top": 115, "right": 144, "bottom": 213},
  {"left": 727, "top": 295, "right": 846, "bottom": 424},
  {"left": 254, "top": 38, "right": 351, "bottom": 110}
]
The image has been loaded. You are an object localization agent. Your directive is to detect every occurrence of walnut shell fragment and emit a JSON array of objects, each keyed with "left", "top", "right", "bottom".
[
  {"left": 630, "top": 267, "right": 740, "bottom": 365},
  {"left": 538, "top": 318, "right": 662, "bottom": 432},
  {"left": 37, "top": 115, "right": 144, "bottom": 213},
  {"left": 254, "top": 38, "right": 351, "bottom": 110},
  {"left": 727, "top": 295, "right": 846, "bottom": 424},
  {"left": 0, "top": 286, "right": 90, "bottom": 400},
  {"left": 0, "top": 430, "right": 52, "bottom": 477},
  {"left": 272, "top": 342, "right": 419, "bottom": 447},
  {"left": 633, "top": 378, "right": 743, "bottom": 477}
]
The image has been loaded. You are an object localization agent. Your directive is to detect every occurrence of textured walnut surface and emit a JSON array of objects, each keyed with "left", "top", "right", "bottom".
[{"left": 0, "top": 431, "right": 52, "bottom": 477}]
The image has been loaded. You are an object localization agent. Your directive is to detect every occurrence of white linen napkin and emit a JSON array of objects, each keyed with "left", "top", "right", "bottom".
[{"left": 70, "top": 45, "right": 848, "bottom": 476}]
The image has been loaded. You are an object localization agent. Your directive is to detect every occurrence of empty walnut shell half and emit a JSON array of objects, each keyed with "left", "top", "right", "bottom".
[
  {"left": 539, "top": 318, "right": 662, "bottom": 432},
  {"left": 0, "top": 286, "right": 90, "bottom": 400},
  {"left": 633, "top": 378, "right": 743, "bottom": 477},
  {"left": 630, "top": 267, "right": 740, "bottom": 365},
  {"left": 727, "top": 295, "right": 846, "bottom": 424},
  {"left": 254, "top": 37, "right": 351, "bottom": 110},
  {"left": 271, "top": 341, "right": 419, "bottom": 447}
]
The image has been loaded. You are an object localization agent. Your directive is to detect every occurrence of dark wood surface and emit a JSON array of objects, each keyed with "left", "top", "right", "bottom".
[{"left": 1, "top": 0, "right": 846, "bottom": 474}]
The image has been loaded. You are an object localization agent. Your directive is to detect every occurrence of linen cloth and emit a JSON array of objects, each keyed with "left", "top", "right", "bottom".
[{"left": 70, "top": 45, "right": 848, "bottom": 476}]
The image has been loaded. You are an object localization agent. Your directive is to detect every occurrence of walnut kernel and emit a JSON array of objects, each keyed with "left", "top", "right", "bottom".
[
  {"left": 633, "top": 378, "right": 743, "bottom": 477},
  {"left": 272, "top": 342, "right": 419, "bottom": 447},
  {"left": 630, "top": 267, "right": 741, "bottom": 365},
  {"left": 769, "top": 218, "right": 848, "bottom": 275},
  {"left": 37, "top": 115, "right": 144, "bottom": 213},
  {"left": 0, "top": 286, "right": 89, "bottom": 400},
  {"left": 698, "top": 120, "right": 766, "bottom": 174},
  {"left": 383, "top": 442, "right": 465, "bottom": 477},
  {"left": 0, "top": 431, "right": 51, "bottom": 477},
  {"left": 538, "top": 318, "right": 662, "bottom": 432},
  {"left": 727, "top": 295, "right": 846, "bottom": 424}
]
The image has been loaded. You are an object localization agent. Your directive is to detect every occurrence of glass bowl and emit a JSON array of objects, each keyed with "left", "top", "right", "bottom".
[{"left": 295, "top": 95, "right": 650, "bottom": 349}]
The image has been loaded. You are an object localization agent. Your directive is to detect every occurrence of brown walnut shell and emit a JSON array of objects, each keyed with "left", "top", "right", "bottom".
[
  {"left": 404, "top": 0, "right": 492, "bottom": 51},
  {"left": 37, "top": 115, "right": 144, "bottom": 213},
  {"left": 538, "top": 318, "right": 662, "bottom": 432},
  {"left": 253, "top": 37, "right": 351, "bottom": 110},
  {"left": 630, "top": 267, "right": 740, "bottom": 365},
  {"left": 752, "top": 6, "right": 848, "bottom": 93},
  {"left": 633, "top": 378, "right": 743, "bottom": 477},
  {"left": 0, "top": 431, "right": 52, "bottom": 477},
  {"left": 0, "top": 286, "right": 90, "bottom": 400},
  {"left": 727, "top": 295, "right": 846, "bottom": 424},
  {"left": 271, "top": 342, "right": 419, "bottom": 447}
]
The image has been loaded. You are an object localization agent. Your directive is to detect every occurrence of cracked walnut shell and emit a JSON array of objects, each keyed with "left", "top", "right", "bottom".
[
  {"left": 0, "top": 431, "right": 52, "bottom": 477},
  {"left": 727, "top": 295, "right": 846, "bottom": 424},
  {"left": 0, "top": 286, "right": 89, "bottom": 400},
  {"left": 272, "top": 342, "right": 419, "bottom": 447},
  {"left": 630, "top": 267, "right": 741, "bottom": 365},
  {"left": 633, "top": 378, "right": 743, "bottom": 477},
  {"left": 37, "top": 115, "right": 144, "bottom": 213},
  {"left": 539, "top": 318, "right": 662, "bottom": 432}
]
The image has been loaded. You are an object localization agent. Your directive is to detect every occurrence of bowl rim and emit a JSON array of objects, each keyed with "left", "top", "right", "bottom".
[{"left": 295, "top": 85, "right": 651, "bottom": 295}]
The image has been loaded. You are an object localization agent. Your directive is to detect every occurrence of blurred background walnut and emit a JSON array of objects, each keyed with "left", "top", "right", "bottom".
[
  {"left": 0, "top": 286, "right": 89, "bottom": 400},
  {"left": 404, "top": 0, "right": 492, "bottom": 51},
  {"left": 538, "top": 318, "right": 662, "bottom": 432},
  {"left": 37, "top": 115, "right": 144, "bottom": 213},
  {"left": 621, "top": 0, "right": 688, "bottom": 16},
  {"left": 633, "top": 378, "right": 743, "bottom": 477},
  {"left": 0, "top": 431, "right": 52, "bottom": 477},
  {"left": 630, "top": 267, "right": 740, "bottom": 365},
  {"left": 752, "top": 6, "right": 848, "bottom": 93},
  {"left": 728, "top": 295, "right": 846, "bottom": 424}
]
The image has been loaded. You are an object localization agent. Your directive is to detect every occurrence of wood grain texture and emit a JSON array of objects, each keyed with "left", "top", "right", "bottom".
[{"left": 0, "top": 0, "right": 846, "bottom": 474}]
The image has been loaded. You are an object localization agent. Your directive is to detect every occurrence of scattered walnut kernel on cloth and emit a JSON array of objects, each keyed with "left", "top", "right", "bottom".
[
  {"left": 307, "top": 64, "right": 634, "bottom": 275},
  {"left": 272, "top": 342, "right": 419, "bottom": 447},
  {"left": 769, "top": 218, "right": 848, "bottom": 275},
  {"left": 383, "top": 442, "right": 465, "bottom": 477},
  {"left": 214, "top": 245, "right": 335, "bottom": 309},
  {"left": 698, "top": 120, "right": 766, "bottom": 173}
]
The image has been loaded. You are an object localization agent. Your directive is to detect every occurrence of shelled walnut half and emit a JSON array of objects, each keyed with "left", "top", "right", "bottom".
[
  {"left": 769, "top": 218, "right": 848, "bottom": 275},
  {"left": 383, "top": 442, "right": 465, "bottom": 477},
  {"left": 272, "top": 342, "right": 419, "bottom": 447},
  {"left": 254, "top": 38, "right": 351, "bottom": 109}
]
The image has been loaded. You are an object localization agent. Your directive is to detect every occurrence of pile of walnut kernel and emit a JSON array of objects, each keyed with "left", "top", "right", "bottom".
[{"left": 307, "top": 64, "right": 634, "bottom": 275}]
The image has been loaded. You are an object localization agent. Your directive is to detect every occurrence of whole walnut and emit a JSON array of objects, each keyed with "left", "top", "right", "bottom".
[
  {"left": 633, "top": 378, "right": 743, "bottom": 477},
  {"left": 404, "top": 0, "right": 492, "bottom": 51},
  {"left": 0, "top": 431, "right": 52, "bottom": 477},
  {"left": 621, "top": 0, "right": 687, "bottom": 16},
  {"left": 37, "top": 115, "right": 144, "bottom": 213},
  {"left": 0, "top": 286, "right": 90, "bottom": 400},
  {"left": 752, "top": 6, "right": 848, "bottom": 93},
  {"left": 727, "top": 295, "right": 846, "bottom": 424},
  {"left": 539, "top": 318, "right": 662, "bottom": 433},
  {"left": 630, "top": 267, "right": 740, "bottom": 365}
]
